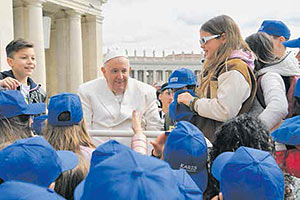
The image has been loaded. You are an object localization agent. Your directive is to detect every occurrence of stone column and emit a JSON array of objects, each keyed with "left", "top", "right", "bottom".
[
  {"left": 162, "top": 70, "right": 166, "bottom": 82},
  {"left": 13, "top": 0, "right": 26, "bottom": 39},
  {"left": 82, "top": 14, "right": 104, "bottom": 82},
  {"left": 134, "top": 70, "right": 138, "bottom": 79},
  {"left": 152, "top": 70, "right": 156, "bottom": 84},
  {"left": 25, "top": 0, "right": 46, "bottom": 89},
  {"left": 45, "top": 19, "right": 57, "bottom": 97},
  {"left": 55, "top": 11, "right": 68, "bottom": 93},
  {"left": 0, "top": 0, "right": 14, "bottom": 70},
  {"left": 143, "top": 70, "right": 147, "bottom": 83},
  {"left": 66, "top": 9, "right": 83, "bottom": 93}
]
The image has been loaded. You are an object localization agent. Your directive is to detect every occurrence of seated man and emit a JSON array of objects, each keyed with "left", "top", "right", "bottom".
[{"left": 78, "top": 49, "right": 162, "bottom": 146}]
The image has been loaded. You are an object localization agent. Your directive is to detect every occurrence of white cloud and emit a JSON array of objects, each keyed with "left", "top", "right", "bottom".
[{"left": 102, "top": 0, "right": 300, "bottom": 56}]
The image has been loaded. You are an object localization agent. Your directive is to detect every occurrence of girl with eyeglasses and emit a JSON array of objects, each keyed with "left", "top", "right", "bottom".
[{"left": 177, "top": 15, "right": 257, "bottom": 143}]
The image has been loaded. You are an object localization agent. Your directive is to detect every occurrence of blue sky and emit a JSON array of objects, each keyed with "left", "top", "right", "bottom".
[{"left": 102, "top": 0, "right": 300, "bottom": 56}]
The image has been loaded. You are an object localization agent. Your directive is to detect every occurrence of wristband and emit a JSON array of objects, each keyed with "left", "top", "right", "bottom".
[{"left": 189, "top": 97, "right": 195, "bottom": 110}]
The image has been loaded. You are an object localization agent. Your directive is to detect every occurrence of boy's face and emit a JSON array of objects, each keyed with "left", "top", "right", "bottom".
[
  {"left": 159, "top": 89, "right": 174, "bottom": 108},
  {"left": 7, "top": 48, "right": 36, "bottom": 79}
]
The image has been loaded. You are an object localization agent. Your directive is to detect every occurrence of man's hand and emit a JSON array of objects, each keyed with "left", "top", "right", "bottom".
[
  {"left": 0, "top": 77, "right": 20, "bottom": 90},
  {"left": 177, "top": 92, "right": 193, "bottom": 106},
  {"left": 150, "top": 133, "right": 168, "bottom": 158}
]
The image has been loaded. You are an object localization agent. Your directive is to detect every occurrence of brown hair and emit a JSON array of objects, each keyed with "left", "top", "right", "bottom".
[
  {"left": 6, "top": 38, "right": 34, "bottom": 58},
  {"left": 54, "top": 154, "right": 89, "bottom": 200},
  {"left": 198, "top": 15, "right": 251, "bottom": 96},
  {"left": 43, "top": 119, "right": 95, "bottom": 153},
  {"left": 245, "top": 32, "right": 278, "bottom": 71},
  {"left": 0, "top": 116, "right": 32, "bottom": 144}
]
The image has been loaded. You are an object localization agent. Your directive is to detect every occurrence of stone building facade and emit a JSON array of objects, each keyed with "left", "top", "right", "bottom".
[
  {"left": 128, "top": 50, "right": 204, "bottom": 85},
  {"left": 0, "top": 0, "right": 106, "bottom": 97}
]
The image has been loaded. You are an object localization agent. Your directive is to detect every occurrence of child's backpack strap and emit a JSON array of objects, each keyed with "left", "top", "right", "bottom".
[
  {"left": 286, "top": 76, "right": 300, "bottom": 118},
  {"left": 256, "top": 74, "right": 266, "bottom": 108}
]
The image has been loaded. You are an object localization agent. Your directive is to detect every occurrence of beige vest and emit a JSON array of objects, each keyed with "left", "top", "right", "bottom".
[{"left": 194, "top": 58, "right": 257, "bottom": 142}]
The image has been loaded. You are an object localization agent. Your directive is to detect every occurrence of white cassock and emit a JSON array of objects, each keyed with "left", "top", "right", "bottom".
[{"left": 78, "top": 77, "right": 163, "bottom": 149}]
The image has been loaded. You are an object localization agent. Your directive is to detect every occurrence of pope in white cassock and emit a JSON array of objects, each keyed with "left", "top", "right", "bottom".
[{"left": 78, "top": 49, "right": 163, "bottom": 146}]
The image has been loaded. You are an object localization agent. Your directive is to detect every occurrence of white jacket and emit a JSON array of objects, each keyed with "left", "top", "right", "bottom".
[
  {"left": 78, "top": 77, "right": 162, "bottom": 132},
  {"left": 258, "top": 52, "right": 300, "bottom": 130}
]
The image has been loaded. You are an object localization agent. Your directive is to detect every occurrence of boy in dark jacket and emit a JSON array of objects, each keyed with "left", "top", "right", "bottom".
[{"left": 0, "top": 38, "right": 46, "bottom": 103}]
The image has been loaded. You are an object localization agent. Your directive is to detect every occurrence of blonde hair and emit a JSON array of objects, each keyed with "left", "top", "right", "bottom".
[
  {"left": 43, "top": 119, "right": 95, "bottom": 153},
  {"left": 198, "top": 15, "right": 251, "bottom": 96}
]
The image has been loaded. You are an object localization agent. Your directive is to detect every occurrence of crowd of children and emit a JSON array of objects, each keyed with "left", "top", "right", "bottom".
[{"left": 0, "top": 14, "right": 300, "bottom": 200}]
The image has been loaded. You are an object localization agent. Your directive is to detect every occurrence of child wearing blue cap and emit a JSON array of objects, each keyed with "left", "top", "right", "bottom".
[
  {"left": 43, "top": 93, "right": 95, "bottom": 161},
  {"left": 258, "top": 20, "right": 291, "bottom": 58},
  {"left": 74, "top": 149, "right": 196, "bottom": 200},
  {"left": 162, "top": 68, "right": 197, "bottom": 132},
  {"left": 0, "top": 90, "right": 45, "bottom": 144},
  {"left": 163, "top": 121, "right": 208, "bottom": 192},
  {"left": 0, "top": 136, "right": 78, "bottom": 188},
  {"left": 0, "top": 181, "right": 66, "bottom": 200},
  {"left": 206, "top": 113, "right": 275, "bottom": 199},
  {"left": 245, "top": 32, "right": 294, "bottom": 130},
  {"left": 211, "top": 146, "right": 284, "bottom": 200}
]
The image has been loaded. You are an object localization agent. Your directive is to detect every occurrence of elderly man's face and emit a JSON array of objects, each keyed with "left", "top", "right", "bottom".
[{"left": 101, "top": 57, "right": 131, "bottom": 95}]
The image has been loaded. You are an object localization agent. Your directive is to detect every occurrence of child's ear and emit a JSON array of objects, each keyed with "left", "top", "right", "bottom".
[{"left": 7, "top": 57, "right": 13, "bottom": 67}]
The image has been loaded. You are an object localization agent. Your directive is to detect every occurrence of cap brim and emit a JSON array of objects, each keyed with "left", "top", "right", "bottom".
[
  {"left": 74, "top": 179, "right": 85, "bottom": 200},
  {"left": 189, "top": 168, "right": 208, "bottom": 192},
  {"left": 164, "top": 83, "right": 188, "bottom": 89},
  {"left": 271, "top": 127, "right": 300, "bottom": 145},
  {"left": 282, "top": 39, "right": 300, "bottom": 48},
  {"left": 56, "top": 150, "right": 78, "bottom": 172},
  {"left": 211, "top": 152, "right": 234, "bottom": 181},
  {"left": 24, "top": 103, "right": 46, "bottom": 115}
]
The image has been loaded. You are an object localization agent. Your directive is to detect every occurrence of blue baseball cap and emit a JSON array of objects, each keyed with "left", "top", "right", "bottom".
[
  {"left": 163, "top": 121, "right": 208, "bottom": 192},
  {"left": 90, "top": 140, "right": 131, "bottom": 168},
  {"left": 258, "top": 20, "right": 290, "bottom": 39},
  {"left": 294, "top": 79, "right": 300, "bottom": 98},
  {"left": 271, "top": 115, "right": 300, "bottom": 145},
  {"left": 31, "top": 115, "right": 48, "bottom": 135},
  {"left": 212, "top": 146, "right": 284, "bottom": 200},
  {"left": 0, "top": 136, "right": 78, "bottom": 187},
  {"left": 0, "top": 90, "right": 45, "bottom": 119},
  {"left": 0, "top": 181, "right": 65, "bottom": 200},
  {"left": 165, "top": 68, "right": 197, "bottom": 89},
  {"left": 48, "top": 93, "right": 83, "bottom": 126},
  {"left": 169, "top": 89, "right": 196, "bottom": 122},
  {"left": 172, "top": 169, "right": 203, "bottom": 200},
  {"left": 74, "top": 150, "right": 185, "bottom": 200},
  {"left": 282, "top": 37, "right": 300, "bottom": 48}
]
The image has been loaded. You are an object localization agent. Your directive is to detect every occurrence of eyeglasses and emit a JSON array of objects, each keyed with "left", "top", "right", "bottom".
[{"left": 199, "top": 34, "right": 220, "bottom": 46}]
